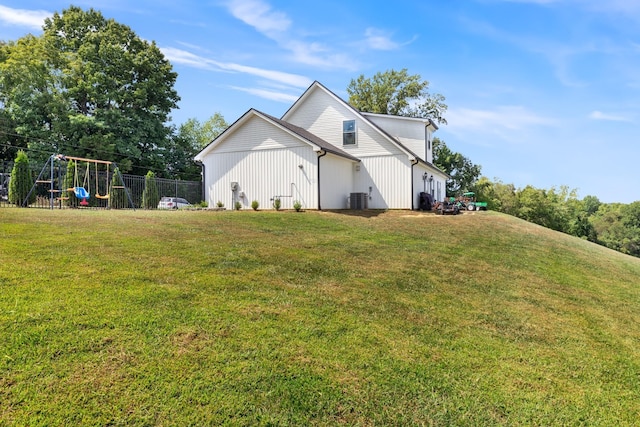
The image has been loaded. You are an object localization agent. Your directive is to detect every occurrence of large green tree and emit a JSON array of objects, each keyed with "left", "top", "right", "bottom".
[
  {"left": 433, "top": 137, "right": 481, "bottom": 196},
  {"left": 0, "top": 60, "right": 24, "bottom": 160},
  {"left": 347, "top": 68, "right": 448, "bottom": 124},
  {"left": 591, "top": 202, "right": 640, "bottom": 257},
  {"left": 0, "top": 6, "right": 179, "bottom": 172},
  {"left": 0, "top": 36, "right": 59, "bottom": 161},
  {"left": 472, "top": 177, "right": 519, "bottom": 215}
]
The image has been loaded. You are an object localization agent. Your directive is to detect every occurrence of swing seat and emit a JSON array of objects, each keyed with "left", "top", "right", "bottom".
[
  {"left": 95, "top": 193, "right": 109, "bottom": 200},
  {"left": 74, "top": 187, "right": 90, "bottom": 199}
]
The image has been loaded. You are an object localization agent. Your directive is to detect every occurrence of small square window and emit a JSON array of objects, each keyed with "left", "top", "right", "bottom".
[{"left": 343, "top": 119, "right": 356, "bottom": 145}]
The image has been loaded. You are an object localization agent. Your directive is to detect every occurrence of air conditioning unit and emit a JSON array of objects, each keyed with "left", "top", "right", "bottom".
[{"left": 350, "top": 192, "right": 368, "bottom": 210}]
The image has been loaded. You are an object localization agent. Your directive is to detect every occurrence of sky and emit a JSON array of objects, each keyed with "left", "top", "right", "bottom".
[{"left": 1, "top": 0, "right": 639, "bottom": 203}]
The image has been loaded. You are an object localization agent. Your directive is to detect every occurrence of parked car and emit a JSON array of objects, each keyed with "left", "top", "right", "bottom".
[{"left": 157, "top": 197, "right": 191, "bottom": 209}]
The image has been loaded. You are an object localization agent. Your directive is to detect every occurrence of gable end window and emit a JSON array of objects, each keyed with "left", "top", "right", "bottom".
[{"left": 343, "top": 120, "right": 356, "bottom": 145}]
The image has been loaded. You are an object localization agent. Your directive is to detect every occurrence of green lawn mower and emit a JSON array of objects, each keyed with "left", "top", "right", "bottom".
[{"left": 456, "top": 192, "right": 488, "bottom": 211}]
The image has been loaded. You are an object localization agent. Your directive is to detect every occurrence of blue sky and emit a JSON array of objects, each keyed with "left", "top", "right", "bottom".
[{"left": 1, "top": 0, "right": 639, "bottom": 203}]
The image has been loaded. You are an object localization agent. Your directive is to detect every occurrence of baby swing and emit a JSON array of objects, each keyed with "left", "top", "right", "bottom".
[{"left": 70, "top": 161, "right": 90, "bottom": 206}]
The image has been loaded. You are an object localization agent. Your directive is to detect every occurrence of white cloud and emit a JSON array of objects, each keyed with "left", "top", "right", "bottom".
[
  {"left": 364, "top": 28, "right": 400, "bottom": 51},
  {"left": 161, "top": 46, "right": 312, "bottom": 89},
  {"left": 589, "top": 110, "right": 632, "bottom": 122},
  {"left": 0, "top": 5, "right": 50, "bottom": 29},
  {"left": 224, "top": 0, "right": 349, "bottom": 69},
  {"left": 492, "top": 0, "right": 559, "bottom": 3},
  {"left": 225, "top": 0, "right": 291, "bottom": 36},
  {"left": 284, "top": 40, "right": 357, "bottom": 70},
  {"left": 446, "top": 105, "right": 556, "bottom": 144},
  {"left": 229, "top": 86, "right": 299, "bottom": 103},
  {"left": 161, "top": 47, "right": 212, "bottom": 69},
  {"left": 226, "top": 62, "right": 312, "bottom": 88},
  {"left": 221, "top": 0, "right": 378, "bottom": 70}
]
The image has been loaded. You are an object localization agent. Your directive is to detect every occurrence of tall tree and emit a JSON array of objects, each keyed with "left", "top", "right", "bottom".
[
  {"left": 0, "top": 36, "right": 59, "bottom": 162},
  {"left": 0, "top": 53, "right": 25, "bottom": 161},
  {"left": 347, "top": 68, "right": 448, "bottom": 124},
  {"left": 591, "top": 202, "right": 640, "bottom": 257},
  {"left": 141, "top": 170, "right": 159, "bottom": 209},
  {"left": 164, "top": 113, "right": 229, "bottom": 180},
  {"left": 8, "top": 150, "right": 35, "bottom": 206},
  {"left": 0, "top": 6, "right": 179, "bottom": 171},
  {"left": 179, "top": 113, "right": 229, "bottom": 149},
  {"left": 432, "top": 137, "right": 481, "bottom": 196}
]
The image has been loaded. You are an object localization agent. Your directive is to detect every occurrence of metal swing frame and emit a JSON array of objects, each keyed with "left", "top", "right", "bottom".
[{"left": 22, "top": 154, "right": 136, "bottom": 210}]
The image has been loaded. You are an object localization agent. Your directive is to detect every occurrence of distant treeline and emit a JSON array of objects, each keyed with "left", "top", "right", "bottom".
[{"left": 473, "top": 177, "right": 640, "bottom": 258}]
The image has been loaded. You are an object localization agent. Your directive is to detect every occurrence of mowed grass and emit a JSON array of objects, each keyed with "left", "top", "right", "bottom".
[{"left": 1, "top": 208, "right": 639, "bottom": 425}]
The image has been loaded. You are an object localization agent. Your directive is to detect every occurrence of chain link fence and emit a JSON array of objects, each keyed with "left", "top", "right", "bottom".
[{"left": 0, "top": 160, "right": 202, "bottom": 209}]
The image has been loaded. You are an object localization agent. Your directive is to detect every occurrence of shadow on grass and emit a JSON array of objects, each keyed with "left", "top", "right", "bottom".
[{"left": 324, "top": 209, "right": 398, "bottom": 218}]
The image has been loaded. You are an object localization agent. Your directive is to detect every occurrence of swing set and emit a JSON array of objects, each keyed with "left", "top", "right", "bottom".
[{"left": 24, "top": 154, "right": 135, "bottom": 209}]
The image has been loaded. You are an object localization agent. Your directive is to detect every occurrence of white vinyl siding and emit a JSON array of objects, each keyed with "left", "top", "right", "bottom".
[
  {"left": 213, "top": 115, "right": 303, "bottom": 153},
  {"left": 355, "top": 154, "right": 412, "bottom": 209},
  {"left": 285, "top": 87, "right": 404, "bottom": 158},
  {"left": 363, "top": 113, "right": 432, "bottom": 162},
  {"left": 204, "top": 146, "right": 318, "bottom": 210},
  {"left": 320, "top": 154, "right": 355, "bottom": 209},
  {"left": 201, "top": 114, "right": 319, "bottom": 210}
]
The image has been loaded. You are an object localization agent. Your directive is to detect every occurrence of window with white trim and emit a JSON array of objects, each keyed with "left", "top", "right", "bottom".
[{"left": 343, "top": 120, "right": 356, "bottom": 145}]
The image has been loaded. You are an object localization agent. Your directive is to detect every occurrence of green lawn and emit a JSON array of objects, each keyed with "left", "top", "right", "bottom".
[{"left": 1, "top": 208, "right": 639, "bottom": 425}]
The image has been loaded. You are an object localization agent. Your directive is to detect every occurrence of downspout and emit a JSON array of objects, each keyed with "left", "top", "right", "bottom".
[
  {"left": 317, "top": 150, "right": 327, "bottom": 210},
  {"left": 410, "top": 158, "right": 418, "bottom": 210},
  {"left": 195, "top": 160, "right": 205, "bottom": 203}
]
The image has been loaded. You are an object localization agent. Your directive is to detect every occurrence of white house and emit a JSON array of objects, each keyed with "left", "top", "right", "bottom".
[{"left": 194, "top": 81, "right": 449, "bottom": 210}]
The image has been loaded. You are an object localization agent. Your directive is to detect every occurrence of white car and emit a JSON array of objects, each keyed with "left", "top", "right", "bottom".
[{"left": 157, "top": 197, "right": 191, "bottom": 209}]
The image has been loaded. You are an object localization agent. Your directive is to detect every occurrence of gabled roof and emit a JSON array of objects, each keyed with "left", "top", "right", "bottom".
[
  {"left": 359, "top": 112, "right": 447, "bottom": 177},
  {"left": 281, "top": 81, "right": 446, "bottom": 176},
  {"left": 196, "top": 81, "right": 448, "bottom": 177},
  {"left": 194, "top": 108, "right": 360, "bottom": 162},
  {"left": 261, "top": 112, "right": 360, "bottom": 162},
  {"left": 360, "top": 111, "right": 439, "bottom": 130}
]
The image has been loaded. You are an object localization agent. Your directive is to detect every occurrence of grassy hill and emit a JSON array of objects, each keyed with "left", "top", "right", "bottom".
[{"left": 1, "top": 208, "right": 639, "bottom": 425}]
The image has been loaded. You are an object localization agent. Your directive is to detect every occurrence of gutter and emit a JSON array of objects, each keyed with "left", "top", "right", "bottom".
[
  {"left": 317, "top": 150, "right": 327, "bottom": 210},
  {"left": 195, "top": 160, "right": 205, "bottom": 203},
  {"left": 410, "top": 158, "right": 418, "bottom": 210}
]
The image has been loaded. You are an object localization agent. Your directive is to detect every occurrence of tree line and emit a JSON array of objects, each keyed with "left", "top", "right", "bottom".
[{"left": 470, "top": 179, "right": 640, "bottom": 258}]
